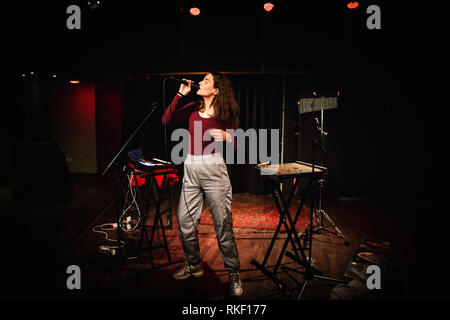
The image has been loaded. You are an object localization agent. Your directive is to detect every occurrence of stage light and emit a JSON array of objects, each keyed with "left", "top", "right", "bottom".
[
  {"left": 189, "top": 7, "right": 200, "bottom": 16},
  {"left": 347, "top": 2, "right": 359, "bottom": 9},
  {"left": 263, "top": 2, "right": 274, "bottom": 13},
  {"left": 88, "top": 0, "right": 100, "bottom": 11},
  {"left": 69, "top": 80, "right": 80, "bottom": 84}
]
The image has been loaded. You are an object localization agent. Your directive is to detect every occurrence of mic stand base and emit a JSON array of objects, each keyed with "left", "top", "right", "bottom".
[
  {"left": 297, "top": 209, "right": 349, "bottom": 247},
  {"left": 297, "top": 178, "right": 349, "bottom": 246},
  {"left": 313, "top": 208, "right": 349, "bottom": 246},
  {"left": 281, "top": 254, "right": 346, "bottom": 300}
]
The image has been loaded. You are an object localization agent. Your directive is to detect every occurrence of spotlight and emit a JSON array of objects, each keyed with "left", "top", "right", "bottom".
[
  {"left": 347, "top": 2, "right": 359, "bottom": 9},
  {"left": 263, "top": 2, "right": 274, "bottom": 13},
  {"left": 189, "top": 7, "right": 200, "bottom": 16},
  {"left": 69, "top": 80, "right": 80, "bottom": 84},
  {"left": 88, "top": 0, "right": 100, "bottom": 11}
]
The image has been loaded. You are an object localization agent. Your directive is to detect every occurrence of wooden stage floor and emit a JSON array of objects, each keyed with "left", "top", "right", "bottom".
[
  {"left": 60, "top": 192, "right": 410, "bottom": 301},
  {"left": 0, "top": 174, "right": 415, "bottom": 303}
]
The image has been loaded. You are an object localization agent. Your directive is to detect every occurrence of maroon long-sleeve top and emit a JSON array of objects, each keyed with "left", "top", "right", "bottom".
[{"left": 162, "top": 94, "right": 237, "bottom": 155}]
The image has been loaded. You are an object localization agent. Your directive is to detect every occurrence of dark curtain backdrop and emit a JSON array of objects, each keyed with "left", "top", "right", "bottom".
[
  {"left": 121, "top": 70, "right": 404, "bottom": 199},
  {"left": 286, "top": 71, "right": 393, "bottom": 200},
  {"left": 228, "top": 74, "right": 283, "bottom": 194},
  {"left": 3, "top": 70, "right": 414, "bottom": 201},
  {"left": 122, "top": 74, "right": 283, "bottom": 194}
]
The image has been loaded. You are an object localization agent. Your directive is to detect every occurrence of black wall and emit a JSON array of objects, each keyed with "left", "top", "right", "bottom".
[
  {"left": 119, "top": 67, "right": 417, "bottom": 200},
  {"left": 4, "top": 1, "right": 432, "bottom": 202}
]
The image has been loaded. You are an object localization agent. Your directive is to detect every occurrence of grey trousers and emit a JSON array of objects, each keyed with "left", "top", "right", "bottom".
[{"left": 177, "top": 152, "right": 240, "bottom": 272}]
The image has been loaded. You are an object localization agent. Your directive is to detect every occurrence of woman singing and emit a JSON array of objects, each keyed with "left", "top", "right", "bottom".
[{"left": 161, "top": 72, "right": 243, "bottom": 297}]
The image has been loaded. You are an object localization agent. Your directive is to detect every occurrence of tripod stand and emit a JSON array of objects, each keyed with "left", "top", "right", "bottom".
[
  {"left": 284, "top": 124, "right": 346, "bottom": 300},
  {"left": 311, "top": 177, "right": 347, "bottom": 244},
  {"left": 298, "top": 108, "right": 348, "bottom": 245}
]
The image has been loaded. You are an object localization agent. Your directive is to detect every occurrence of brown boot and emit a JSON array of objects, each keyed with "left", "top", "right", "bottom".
[{"left": 172, "top": 263, "right": 204, "bottom": 280}]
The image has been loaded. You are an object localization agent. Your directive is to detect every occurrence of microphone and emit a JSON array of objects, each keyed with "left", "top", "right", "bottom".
[{"left": 167, "top": 76, "right": 199, "bottom": 90}]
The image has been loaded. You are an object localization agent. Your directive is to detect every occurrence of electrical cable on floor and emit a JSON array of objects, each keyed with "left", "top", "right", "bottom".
[
  {"left": 118, "top": 171, "right": 141, "bottom": 232},
  {"left": 92, "top": 223, "right": 124, "bottom": 249},
  {"left": 92, "top": 171, "right": 142, "bottom": 249}
]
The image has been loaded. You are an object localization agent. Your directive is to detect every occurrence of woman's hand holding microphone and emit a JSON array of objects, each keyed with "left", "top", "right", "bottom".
[{"left": 178, "top": 79, "right": 193, "bottom": 97}]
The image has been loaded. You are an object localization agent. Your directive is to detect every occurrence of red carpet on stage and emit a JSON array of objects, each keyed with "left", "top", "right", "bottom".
[{"left": 200, "top": 201, "right": 310, "bottom": 231}]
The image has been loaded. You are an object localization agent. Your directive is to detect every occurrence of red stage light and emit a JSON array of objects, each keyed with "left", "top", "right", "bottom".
[
  {"left": 69, "top": 80, "right": 80, "bottom": 84},
  {"left": 263, "top": 2, "right": 274, "bottom": 13},
  {"left": 347, "top": 2, "right": 359, "bottom": 9},
  {"left": 189, "top": 7, "right": 200, "bottom": 16}
]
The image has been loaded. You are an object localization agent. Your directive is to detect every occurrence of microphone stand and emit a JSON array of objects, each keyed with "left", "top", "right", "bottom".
[
  {"left": 285, "top": 123, "right": 345, "bottom": 300},
  {"left": 101, "top": 101, "right": 158, "bottom": 176},
  {"left": 101, "top": 101, "right": 158, "bottom": 260},
  {"left": 313, "top": 110, "right": 348, "bottom": 245}
]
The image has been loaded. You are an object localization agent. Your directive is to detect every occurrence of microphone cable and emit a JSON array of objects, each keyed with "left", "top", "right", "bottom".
[
  {"left": 162, "top": 76, "right": 200, "bottom": 268},
  {"left": 162, "top": 77, "right": 169, "bottom": 162}
]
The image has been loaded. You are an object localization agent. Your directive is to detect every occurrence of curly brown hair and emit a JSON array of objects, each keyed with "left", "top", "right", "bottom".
[{"left": 198, "top": 72, "right": 240, "bottom": 128}]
